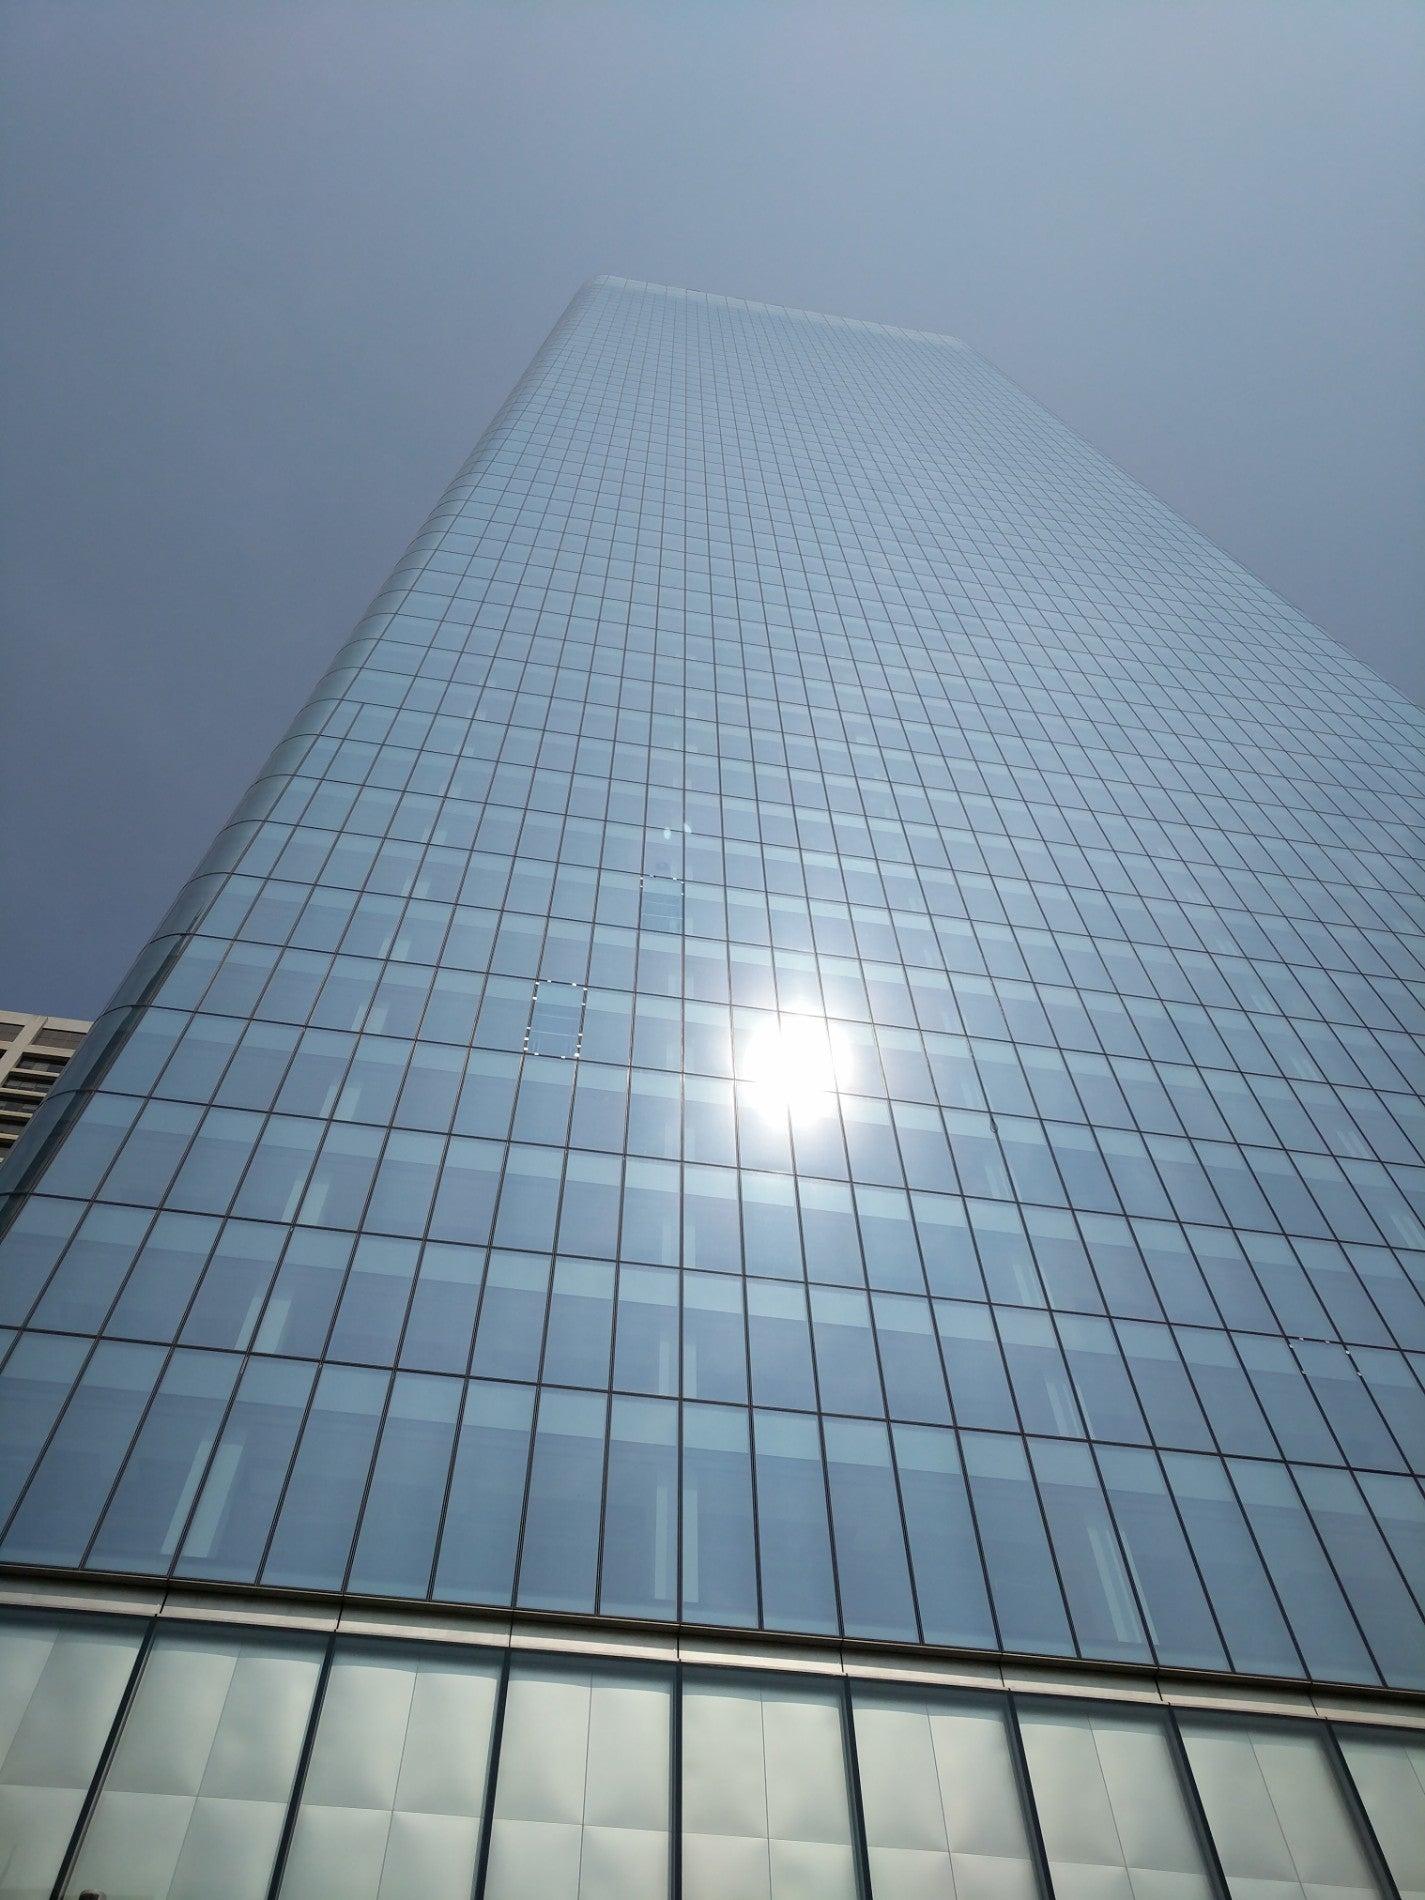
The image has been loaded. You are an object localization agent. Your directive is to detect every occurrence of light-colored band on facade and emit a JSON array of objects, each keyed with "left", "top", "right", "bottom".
[{"left": 3, "top": 1566, "right": 1421, "bottom": 1732}]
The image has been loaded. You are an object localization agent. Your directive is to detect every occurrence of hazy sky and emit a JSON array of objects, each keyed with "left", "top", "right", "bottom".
[{"left": 3, "top": 0, "right": 1422, "bottom": 1017}]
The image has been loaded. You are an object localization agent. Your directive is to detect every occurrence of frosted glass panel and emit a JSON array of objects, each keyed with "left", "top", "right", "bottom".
[
  {"left": 278, "top": 1640, "right": 499, "bottom": 1900},
  {"left": 1019, "top": 1703, "right": 1212, "bottom": 1900},
  {"left": 852, "top": 1684, "right": 1039, "bottom": 1899},
  {"left": 0, "top": 1611, "right": 144, "bottom": 1900},
  {"left": 1339, "top": 1731, "right": 1425, "bottom": 1900},
  {"left": 484, "top": 1657, "right": 671, "bottom": 1900},
  {"left": 64, "top": 1624, "right": 323, "bottom": 1900},
  {"left": 682, "top": 1674, "right": 856, "bottom": 1900},
  {"left": 1181, "top": 1720, "right": 1382, "bottom": 1900}
]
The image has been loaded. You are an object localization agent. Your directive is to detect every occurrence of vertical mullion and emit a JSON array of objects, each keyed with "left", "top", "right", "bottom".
[
  {"left": 838, "top": 1672, "right": 875, "bottom": 1900},
  {"left": 1004, "top": 1693, "right": 1057, "bottom": 1900},
  {"left": 470, "top": 1647, "right": 513, "bottom": 1900},
  {"left": 1321, "top": 1722, "right": 1405, "bottom": 1900},
  {"left": 668, "top": 1658, "right": 684, "bottom": 1900},
  {"left": 48, "top": 1614, "right": 156, "bottom": 1900},
  {"left": 1162, "top": 1704, "right": 1232, "bottom": 1900},
  {"left": 262, "top": 1628, "right": 338, "bottom": 1900}
]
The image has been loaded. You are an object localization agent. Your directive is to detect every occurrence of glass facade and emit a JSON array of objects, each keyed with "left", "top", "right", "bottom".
[
  {"left": 0, "top": 273, "right": 1422, "bottom": 1889},
  {"left": 0, "top": 1605, "right": 1420, "bottom": 1899}
]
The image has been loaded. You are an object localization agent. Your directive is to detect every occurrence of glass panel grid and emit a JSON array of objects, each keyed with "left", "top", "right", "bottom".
[
  {"left": 9, "top": 1609, "right": 1421, "bottom": 1900},
  {"left": 2, "top": 276, "right": 1424, "bottom": 1688}
]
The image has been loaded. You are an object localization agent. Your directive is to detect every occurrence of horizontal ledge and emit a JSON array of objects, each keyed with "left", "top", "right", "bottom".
[{"left": 1, "top": 1560, "right": 1422, "bottom": 1729}]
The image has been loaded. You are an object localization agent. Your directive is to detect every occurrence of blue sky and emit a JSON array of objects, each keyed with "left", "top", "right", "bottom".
[{"left": 2, "top": 0, "right": 1421, "bottom": 1013}]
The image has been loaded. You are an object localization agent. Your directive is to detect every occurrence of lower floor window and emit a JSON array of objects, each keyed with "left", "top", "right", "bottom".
[{"left": 0, "top": 1606, "right": 1414, "bottom": 1900}]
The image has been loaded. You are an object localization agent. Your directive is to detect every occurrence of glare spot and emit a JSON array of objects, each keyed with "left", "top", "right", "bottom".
[{"left": 741, "top": 1018, "right": 850, "bottom": 1120}]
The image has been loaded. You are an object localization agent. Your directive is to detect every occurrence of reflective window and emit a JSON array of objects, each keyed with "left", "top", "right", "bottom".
[
  {"left": 66, "top": 1624, "right": 322, "bottom": 1900},
  {"left": 279, "top": 1640, "right": 498, "bottom": 1900},
  {"left": 2, "top": 274, "right": 1425, "bottom": 1686},
  {"left": 6, "top": 1605, "right": 1425, "bottom": 1900},
  {"left": 853, "top": 1684, "right": 1039, "bottom": 1897},
  {"left": 1021, "top": 1702, "right": 1214, "bottom": 1898},
  {"left": 682, "top": 1673, "right": 856, "bottom": 1900},
  {"left": 0, "top": 1610, "right": 145, "bottom": 1899},
  {"left": 1337, "top": 1729, "right": 1425, "bottom": 1900},
  {"left": 1180, "top": 1718, "right": 1384, "bottom": 1900},
  {"left": 485, "top": 1656, "right": 671, "bottom": 1900}
]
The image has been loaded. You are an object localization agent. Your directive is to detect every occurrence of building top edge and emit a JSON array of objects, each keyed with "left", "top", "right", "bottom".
[{"left": 586, "top": 273, "right": 968, "bottom": 348}]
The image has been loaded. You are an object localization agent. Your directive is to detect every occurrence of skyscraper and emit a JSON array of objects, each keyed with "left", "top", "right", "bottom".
[
  {"left": 1, "top": 274, "right": 1422, "bottom": 1896},
  {"left": 0, "top": 1015, "right": 90, "bottom": 1164}
]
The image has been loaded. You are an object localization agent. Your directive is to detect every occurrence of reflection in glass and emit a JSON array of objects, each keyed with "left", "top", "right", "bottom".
[
  {"left": 853, "top": 1685, "right": 1038, "bottom": 1898},
  {"left": 0, "top": 1611, "right": 144, "bottom": 1899},
  {"left": 485, "top": 1656, "right": 670, "bottom": 1900},
  {"left": 682, "top": 1673, "right": 855, "bottom": 1900},
  {"left": 66, "top": 1625, "right": 322, "bottom": 1900},
  {"left": 1181, "top": 1719, "right": 1383, "bottom": 1900},
  {"left": 279, "top": 1640, "right": 498, "bottom": 1900}
]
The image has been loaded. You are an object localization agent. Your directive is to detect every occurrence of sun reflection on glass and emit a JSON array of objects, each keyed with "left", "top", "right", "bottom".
[{"left": 740, "top": 1018, "right": 850, "bottom": 1120}]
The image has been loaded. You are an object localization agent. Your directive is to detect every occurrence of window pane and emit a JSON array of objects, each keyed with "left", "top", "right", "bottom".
[
  {"left": 753, "top": 1409, "right": 838, "bottom": 1635},
  {"left": 1294, "top": 1464, "right": 1425, "bottom": 1691},
  {"left": 1338, "top": 1731, "right": 1425, "bottom": 1900},
  {"left": 682, "top": 1673, "right": 855, "bottom": 1900},
  {"left": 2, "top": 1341, "right": 164, "bottom": 1566},
  {"left": 600, "top": 1395, "right": 677, "bottom": 1619},
  {"left": 1028, "top": 1438, "right": 1148, "bottom": 1663},
  {"left": 279, "top": 1640, "right": 499, "bottom": 1900},
  {"left": 31, "top": 1203, "right": 150, "bottom": 1334},
  {"left": 613, "top": 1264, "right": 679, "bottom": 1395},
  {"left": 1181, "top": 1720, "right": 1383, "bottom": 1900},
  {"left": 0, "top": 1198, "right": 84, "bottom": 1326},
  {"left": 261, "top": 1364, "right": 387, "bottom": 1590},
  {"left": 399, "top": 1242, "right": 483, "bottom": 1376},
  {"left": 1228, "top": 1459, "right": 1378, "bottom": 1684},
  {"left": 485, "top": 1657, "right": 671, "bottom": 1900},
  {"left": 88, "top": 1350, "right": 241, "bottom": 1575},
  {"left": 961, "top": 1431, "right": 1073, "bottom": 1657},
  {"left": 109, "top": 1212, "right": 220, "bottom": 1344},
  {"left": 0, "top": 1333, "right": 88, "bottom": 1526},
  {"left": 65, "top": 1625, "right": 323, "bottom": 1900},
  {"left": 681, "top": 1403, "right": 758, "bottom": 1628},
  {"left": 1096, "top": 1443, "right": 1227, "bottom": 1672},
  {"left": 516, "top": 1388, "right": 606, "bottom": 1613},
  {"left": 892, "top": 1422, "right": 997, "bottom": 1648},
  {"left": 434, "top": 1380, "right": 534, "bottom": 1606},
  {"left": 0, "top": 1610, "right": 145, "bottom": 1900},
  {"left": 1020, "top": 1703, "right": 1214, "bottom": 1898},
  {"left": 823, "top": 1416, "right": 917, "bottom": 1640},
  {"left": 347, "top": 1372, "right": 460, "bottom": 1599},
  {"left": 179, "top": 1357, "right": 316, "bottom": 1582},
  {"left": 852, "top": 1685, "right": 1037, "bottom": 1898},
  {"left": 1162, "top": 1452, "right": 1303, "bottom": 1678},
  {"left": 683, "top": 1272, "right": 746, "bottom": 1403}
]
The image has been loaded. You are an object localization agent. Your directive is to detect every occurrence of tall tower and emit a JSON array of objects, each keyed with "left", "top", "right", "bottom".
[{"left": 1, "top": 278, "right": 1422, "bottom": 1898}]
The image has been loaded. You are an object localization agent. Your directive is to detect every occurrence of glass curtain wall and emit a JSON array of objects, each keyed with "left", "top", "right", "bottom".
[
  {"left": 1, "top": 277, "right": 1423, "bottom": 1693},
  {"left": 3, "top": 1609, "right": 1420, "bottom": 1900}
]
